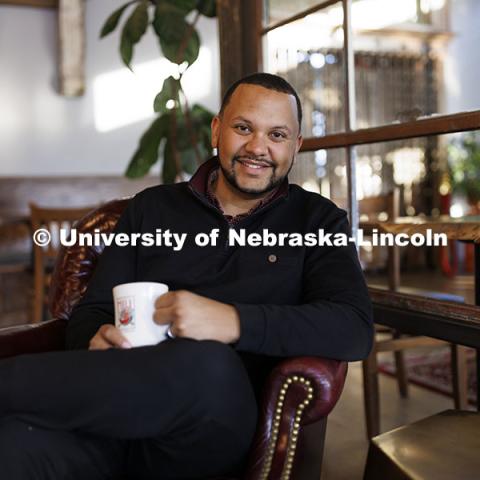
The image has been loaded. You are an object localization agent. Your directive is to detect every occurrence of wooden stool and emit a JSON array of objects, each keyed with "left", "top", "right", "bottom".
[{"left": 363, "top": 410, "right": 480, "bottom": 480}]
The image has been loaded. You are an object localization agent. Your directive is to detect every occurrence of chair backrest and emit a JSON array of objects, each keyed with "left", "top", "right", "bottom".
[
  {"left": 48, "top": 199, "right": 129, "bottom": 321},
  {"left": 358, "top": 189, "right": 400, "bottom": 290},
  {"left": 29, "top": 203, "right": 100, "bottom": 323},
  {"left": 358, "top": 188, "right": 400, "bottom": 221}
]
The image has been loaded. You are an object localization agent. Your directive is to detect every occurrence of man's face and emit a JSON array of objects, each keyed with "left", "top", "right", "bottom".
[{"left": 211, "top": 84, "right": 303, "bottom": 198}]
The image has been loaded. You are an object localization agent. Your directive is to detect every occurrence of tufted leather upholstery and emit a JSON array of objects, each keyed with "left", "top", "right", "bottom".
[
  {"left": 49, "top": 198, "right": 130, "bottom": 320},
  {"left": 0, "top": 199, "right": 348, "bottom": 480}
]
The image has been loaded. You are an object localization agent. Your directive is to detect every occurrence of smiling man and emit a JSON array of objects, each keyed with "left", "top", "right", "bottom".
[
  {"left": 211, "top": 81, "right": 302, "bottom": 205},
  {"left": 0, "top": 73, "right": 373, "bottom": 480}
]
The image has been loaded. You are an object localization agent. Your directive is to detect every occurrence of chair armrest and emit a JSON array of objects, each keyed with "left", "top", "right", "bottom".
[
  {"left": 0, "top": 319, "right": 67, "bottom": 359},
  {"left": 244, "top": 357, "right": 347, "bottom": 480}
]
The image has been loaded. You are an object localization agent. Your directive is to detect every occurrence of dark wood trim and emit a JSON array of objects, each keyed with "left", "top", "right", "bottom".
[
  {"left": 372, "top": 301, "right": 480, "bottom": 405},
  {"left": 369, "top": 287, "right": 480, "bottom": 327},
  {"left": 261, "top": 0, "right": 340, "bottom": 35},
  {"left": 217, "top": 0, "right": 263, "bottom": 97},
  {"left": 242, "top": 0, "right": 263, "bottom": 73},
  {"left": 301, "top": 110, "right": 480, "bottom": 151},
  {"left": 371, "top": 283, "right": 480, "bottom": 412},
  {"left": 217, "top": 0, "right": 243, "bottom": 97},
  {"left": 0, "top": 0, "right": 57, "bottom": 7}
]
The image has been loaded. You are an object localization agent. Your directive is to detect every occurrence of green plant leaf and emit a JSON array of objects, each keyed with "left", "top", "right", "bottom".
[
  {"left": 153, "top": 5, "right": 186, "bottom": 45},
  {"left": 163, "top": 140, "right": 178, "bottom": 183},
  {"left": 153, "top": 4, "right": 200, "bottom": 65},
  {"left": 124, "top": 0, "right": 149, "bottom": 43},
  {"left": 196, "top": 0, "right": 216, "bottom": 17},
  {"left": 191, "top": 103, "right": 214, "bottom": 125},
  {"left": 171, "top": 111, "right": 196, "bottom": 151},
  {"left": 165, "top": 0, "right": 197, "bottom": 14},
  {"left": 159, "top": 27, "right": 200, "bottom": 65},
  {"left": 179, "top": 147, "right": 198, "bottom": 174},
  {"left": 190, "top": 104, "right": 214, "bottom": 153},
  {"left": 120, "top": 28, "right": 134, "bottom": 69},
  {"left": 199, "top": 124, "right": 212, "bottom": 153},
  {"left": 153, "top": 76, "right": 181, "bottom": 113},
  {"left": 125, "top": 115, "right": 169, "bottom": 178},
  {"left": 100, "top": 0, "right": 136, "bottom": 38}
]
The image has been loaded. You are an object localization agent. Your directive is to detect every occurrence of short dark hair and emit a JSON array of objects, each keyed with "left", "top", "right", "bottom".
[{"left": 219, "top": 72, "right": 302, "bottom": 131}]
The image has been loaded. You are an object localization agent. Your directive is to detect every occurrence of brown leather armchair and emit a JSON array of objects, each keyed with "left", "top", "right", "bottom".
[{"left": 0, "top": 199, "right": 348, "bottom": 480}]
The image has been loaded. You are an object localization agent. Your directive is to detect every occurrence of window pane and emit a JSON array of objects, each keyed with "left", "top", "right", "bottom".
[
  {"left": 298, "top": 130, "right": 479, "bottom": 298},
  {"left": 352, "top": 0, "right": 480, "bottom": 128},
  {"left": 263, "top": 0, "right": 327, "bottom": 27},
  {"left": 295, "top": 129, "right": 480, "bottom": 215},
  {"left": 293, "top": 148, "right": 348, "bottom": 205},
  {"left": 353, "top": 128, "right": 479, "bottom": 299},
  {"left": 349, "top": 130, "right": 478, "bottom": 216},
  {"left": 263, "top": 1, "right": 346, "bottom": 136}
]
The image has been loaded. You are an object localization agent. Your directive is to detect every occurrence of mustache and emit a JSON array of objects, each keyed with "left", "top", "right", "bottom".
[{"left": 233, "top": 156, "right": 275, "bottom": 167}]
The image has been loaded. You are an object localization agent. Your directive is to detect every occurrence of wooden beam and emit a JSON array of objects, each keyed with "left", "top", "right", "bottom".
[
  {"left": 261, "top": 0, "right": 339, "bottom": 35},
  {"left": 217, "top": 0, "right": 243, "bottom": 97},
  {"left": 241, "top": 0, "right": 263, "bottom": 74},
  {"left": 301, "top": 110, "right": 480, "bottom": 151},
  {"left": 216, "top": 0, "right": 262, "bottom": 97},
  {"left": 58, "top": 0, "right": 85, "bottom": 96},
  {"left": 0, "top": 0, "right": 57, "bottom": 7}
]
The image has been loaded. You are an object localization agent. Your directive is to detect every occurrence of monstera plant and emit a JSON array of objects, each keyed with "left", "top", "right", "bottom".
[{"left": 100, "top": 0, "right": 216, "bottom": 182}]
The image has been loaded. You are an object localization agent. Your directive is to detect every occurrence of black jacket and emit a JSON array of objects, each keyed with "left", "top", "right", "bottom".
[{"left": 67, "top": 159, "right": 373, "bottom": 361}]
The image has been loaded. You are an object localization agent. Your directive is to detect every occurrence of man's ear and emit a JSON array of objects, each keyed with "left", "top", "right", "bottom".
[
  {"left": 211, "top": 115, "right": 220, "bottom": 149},
  {"left": 296, "top": 134, "right": 303, "bottom": 155}
]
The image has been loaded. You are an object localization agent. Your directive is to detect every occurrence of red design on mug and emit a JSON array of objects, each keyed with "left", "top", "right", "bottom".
[{"left": 117, "top": 297, "right": 135, "bottom": 328}]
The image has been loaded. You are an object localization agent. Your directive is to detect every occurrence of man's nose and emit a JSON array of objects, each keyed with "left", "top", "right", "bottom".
[{"left": 245, "top": 134, "right": 268, "bottom": 156}]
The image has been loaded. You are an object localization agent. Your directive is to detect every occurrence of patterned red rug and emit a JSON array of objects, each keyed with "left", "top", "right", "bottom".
[{"left": 378, "top": 347, "right": 477, "bottom": 406}]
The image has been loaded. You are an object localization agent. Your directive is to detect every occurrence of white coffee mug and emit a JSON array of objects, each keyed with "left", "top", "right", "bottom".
[{"left": 113, "top": 282, "right": 169, "bottom": 347}]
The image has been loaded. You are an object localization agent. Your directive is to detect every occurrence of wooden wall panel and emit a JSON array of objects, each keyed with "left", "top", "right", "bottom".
[{"left": 0, "top": 176, "right": 159, "bottom": 218}]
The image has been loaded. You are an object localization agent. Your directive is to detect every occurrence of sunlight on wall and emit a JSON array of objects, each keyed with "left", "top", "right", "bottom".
[
  {"left": 0, "top": 89, "right": 25, "bottom": 134},
  {"left": 93, "top": 48, "right": 212, "bottom": 133}
]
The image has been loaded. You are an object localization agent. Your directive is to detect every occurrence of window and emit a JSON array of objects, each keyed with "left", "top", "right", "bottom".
[{"left": 258, "top": 0, "right": 480, "bottom": 229}]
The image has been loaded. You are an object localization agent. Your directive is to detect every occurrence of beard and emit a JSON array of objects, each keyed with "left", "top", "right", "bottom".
[{"left": 219, "top": 155, "right": 294, "bottom": 197}]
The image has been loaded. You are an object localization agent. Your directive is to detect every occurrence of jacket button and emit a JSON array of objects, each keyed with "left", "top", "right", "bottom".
[{"left": 268, "top": 254, "right": 277, "bottom": 263}]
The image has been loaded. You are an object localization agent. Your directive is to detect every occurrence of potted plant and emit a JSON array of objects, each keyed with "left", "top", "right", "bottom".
[
  {"left": 448, "top": 131, "right": 480, "bottom": 211},
  {"left": 100, "top": 0, "right": 216, "bottom": 182}
]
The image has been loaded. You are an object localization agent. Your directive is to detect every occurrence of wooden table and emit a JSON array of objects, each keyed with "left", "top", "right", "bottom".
[
  {"left": 365, "top": 215, "right": 480, "bottom": 302},
  {"left": 365, "top": 215, "right": 480, "bottom": 406}
]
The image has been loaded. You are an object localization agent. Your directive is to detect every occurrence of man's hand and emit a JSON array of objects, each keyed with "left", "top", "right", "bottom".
[
  {"left": 153, "top": 290, "right": 240, "bottom": 343},
  {"left": 89, "top": 324, "right": 132, "bottom": 350}
]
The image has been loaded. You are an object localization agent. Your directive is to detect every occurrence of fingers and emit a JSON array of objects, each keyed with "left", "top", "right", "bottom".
[
  {"left": 154, "top": 291, "right": 186, "bottom": 325},
  {"left": 153, "top": 306, "right": 176, "bottom": 325},
  {"left": 154, "top": 291, "right": 175, "bottom": 308},
  {"left": 104, "top": 325, "right": 132, "bottom": 348},
  {"left": 89, "top": 324, "right": 132, "bottom": 350}
]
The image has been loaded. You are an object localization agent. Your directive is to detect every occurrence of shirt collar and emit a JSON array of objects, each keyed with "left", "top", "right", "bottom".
[{"left": 188, "top": 156, "right": 289, "bottom": 225}]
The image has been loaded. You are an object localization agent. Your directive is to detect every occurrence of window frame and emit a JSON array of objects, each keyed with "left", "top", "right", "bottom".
[
  {"left": 263, "top": 0, "right": 480, "bottom": 229},
  {"left": 217, "top": 0, "right": 480, "bottom": 230}
]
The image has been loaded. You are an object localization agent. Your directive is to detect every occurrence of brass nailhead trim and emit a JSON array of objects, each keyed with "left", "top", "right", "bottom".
[{"left": 258, "top": 376, "right": 314, "bottom": 480}]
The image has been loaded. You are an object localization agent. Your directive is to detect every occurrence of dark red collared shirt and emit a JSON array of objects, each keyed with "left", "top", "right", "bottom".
[{"left": 189, "top": 157, "right": 288, "bottom": 226}]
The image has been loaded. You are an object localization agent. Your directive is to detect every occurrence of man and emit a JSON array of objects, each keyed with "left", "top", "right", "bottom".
[{"left": 0, "top": 73, "right": 372, "bottom": 479}]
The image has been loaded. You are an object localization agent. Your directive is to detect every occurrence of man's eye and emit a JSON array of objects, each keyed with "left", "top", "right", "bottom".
[
  {"left": 271, "top": 131, "right": 286, "bottom": 140},
  {"left": 235, "top": 125, "right": 251, "bottom": 133}
]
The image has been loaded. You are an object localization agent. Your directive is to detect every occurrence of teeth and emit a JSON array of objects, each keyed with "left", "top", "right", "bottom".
[{"left": 241, "top": 160, "right": 266, "bottom": 169}]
